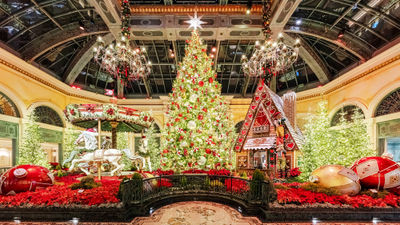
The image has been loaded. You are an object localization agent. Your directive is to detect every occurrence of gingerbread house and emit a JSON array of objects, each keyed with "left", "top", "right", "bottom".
[{"left": 234, "top": 79, "right": 304, "bottom": 177}]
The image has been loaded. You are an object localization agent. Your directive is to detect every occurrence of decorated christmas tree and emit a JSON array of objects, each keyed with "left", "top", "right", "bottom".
[
  {"left": 117, "top": 132, "right": 131, "bottom": 170},
  {"left": 62, "top": 124, "right": 79, "bottom": 167},
  {"left": 160, "top": 30, "right": 236, "bottom": 171},
  {"left": 299, "top": 102, "right": 374, "bottom": 181},
  {"left": 19, "top": 114, "right": 48, "bottom": 167}
]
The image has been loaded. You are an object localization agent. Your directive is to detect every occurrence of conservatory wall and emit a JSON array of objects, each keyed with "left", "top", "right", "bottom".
[{"left": 0, "top": 42, "right": 399, "bottom": 165}]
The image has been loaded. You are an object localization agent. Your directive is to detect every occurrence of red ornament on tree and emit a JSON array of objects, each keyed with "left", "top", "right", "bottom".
[
  {"left": 199, "top": 81, "right": 204, "bottom": 87},
  {"left": 209, "top": 77, "right": 213, "bottom": 83}
]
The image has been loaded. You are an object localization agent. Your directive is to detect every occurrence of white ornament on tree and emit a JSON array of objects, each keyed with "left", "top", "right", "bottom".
[
  {"left": 198, "top": 156, "right": 206, "bottom": 165},
  {"left": 188, "top": 120, "right": 197, "bottom": 130}
]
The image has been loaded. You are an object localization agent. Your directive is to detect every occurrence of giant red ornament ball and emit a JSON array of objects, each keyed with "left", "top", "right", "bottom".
[
  {"left": 351, "top": 156, "right": 400, "bottom": 189},
  {"left": 0, "top": 165, "right": 54, "bottom": 195}
]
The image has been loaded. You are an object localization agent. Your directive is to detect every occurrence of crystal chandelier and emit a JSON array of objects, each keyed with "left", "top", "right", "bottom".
[
  {"left": 241, "top": 0, "right": 300, "bottom": 82},
  {"left": 242, "top": 33, "right": 300, "bottom": 77},
  {"left": 93, "top": 0, "right": 151, "bottom": 84}
]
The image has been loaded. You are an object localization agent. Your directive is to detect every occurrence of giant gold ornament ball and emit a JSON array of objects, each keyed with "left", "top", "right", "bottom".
[{"left": 311, "top": 165, "right": 361, "bottom": 196}]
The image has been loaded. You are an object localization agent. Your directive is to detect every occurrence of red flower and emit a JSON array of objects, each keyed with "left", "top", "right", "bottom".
[
  {"left": 106, "top": 108, "right": 114, "bottom": 115},
  {"left": 289, "top": 167, "right": 302, "bottom": 177}
]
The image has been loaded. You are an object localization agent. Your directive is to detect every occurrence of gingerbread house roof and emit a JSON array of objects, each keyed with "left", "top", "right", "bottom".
[{"left": 234, "top": 79, "right": 304, "bottom": 152}]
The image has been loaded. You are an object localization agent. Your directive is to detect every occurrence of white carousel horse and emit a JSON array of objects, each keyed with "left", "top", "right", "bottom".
[
  {"left": 75, "top": 130, "right": 98, "bottom": 151},
  {"left": 65, "top": 130, "right": 146, "bottom": 176},
  {"left": 63, "top": 130, "right": 98, "bottom": 166},
  {"left": 69, "top": 148, "right": 146, "bottom": 176}
]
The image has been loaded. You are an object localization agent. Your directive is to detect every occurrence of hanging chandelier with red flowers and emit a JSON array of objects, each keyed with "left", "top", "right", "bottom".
[
  {"left": 93, "top": 0, "right": 151, "bottom": 84},
  {"left": 241, "top": 0, "right": 300, "bottom": 83}
]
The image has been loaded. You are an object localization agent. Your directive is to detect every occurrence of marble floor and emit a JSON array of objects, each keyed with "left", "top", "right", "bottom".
[{"left": 132, "top": 201, "right": 262, "bottom": 225}]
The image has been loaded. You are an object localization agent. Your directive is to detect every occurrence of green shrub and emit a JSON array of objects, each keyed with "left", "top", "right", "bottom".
[
  {"left": 70, "top": 176, "right": 101, "bottom": 190},
  {"left": 56, "top": 170, "right": 68, "bottom": 177},
  {"left": 252, "top": 169, "right": 265, "bottom": 181},
  {"left": 360, "top": 189, "right": 390, "bottom": 199},
  {"left": 301, "top": 183, "right": 340, "bottom": 196},
  {"left": 132, "top": 172, "right": 143, "bottom": 180},
  {"left": 250, "top": 169, "right": 264, "bottom": 200},
  {"left": 274, "top": 184, "right": 289, "bottom": 190}
]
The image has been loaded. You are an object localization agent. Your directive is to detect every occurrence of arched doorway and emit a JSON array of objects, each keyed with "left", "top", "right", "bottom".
[
  {"left": 0, "top": 91, "right": 20, "bottom": 168},
  {"left": 32, "top": 105, "right": 64, "bottom": 164},
  {"left": 330, "top": 105, "right": 365, "bottom": 127},
  {"left": 375, "top": 88, "right": 400, "bottom": 161}
]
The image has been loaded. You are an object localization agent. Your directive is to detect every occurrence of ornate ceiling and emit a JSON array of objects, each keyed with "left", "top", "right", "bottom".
[{"left": 0, "top": 0, "right": 399, "bottom": 98}]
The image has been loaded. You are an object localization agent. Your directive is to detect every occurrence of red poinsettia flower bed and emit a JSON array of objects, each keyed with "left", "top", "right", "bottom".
[
  {"left": 276, "top": 183, "right": 400, "bottom": 208},
  {"left": 0, "top": 175, "right": 121, "bottom": 207}
]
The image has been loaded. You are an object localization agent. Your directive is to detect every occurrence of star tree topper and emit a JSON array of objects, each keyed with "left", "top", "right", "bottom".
[{"left": 185, "top": 12, "right": 206, "bottom": 30}]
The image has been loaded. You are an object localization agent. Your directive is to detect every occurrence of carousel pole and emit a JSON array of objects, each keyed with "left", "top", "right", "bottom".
[
  {"left": 97, "top": 119, "right": 102, "bottom": 180},
  {"left": 110, "top": 121, "right": 119, "bottom": 149},
  {"left": 97, "top": 120, "right": 101, "bottom": 150}
]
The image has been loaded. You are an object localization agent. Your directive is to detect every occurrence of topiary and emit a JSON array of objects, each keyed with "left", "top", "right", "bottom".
[
  {"left": 252, "top": 169, "right": 265, "bottom": 181},
  {"left": 70, "top": 176, "right": 101, "bottom": 190},
  {"left": 250, "top": 169, "right": 264, "bottom": 200},
  {"left": 132, "top": 172, "right": 143, "bottom": 180}
]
